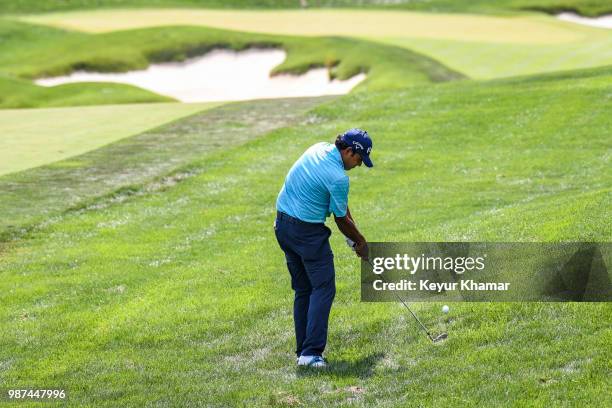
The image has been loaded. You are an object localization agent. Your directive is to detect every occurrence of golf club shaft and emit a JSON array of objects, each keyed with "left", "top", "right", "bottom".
[{"left": 365, "top": 259, "right": 434, "bottom": 341}]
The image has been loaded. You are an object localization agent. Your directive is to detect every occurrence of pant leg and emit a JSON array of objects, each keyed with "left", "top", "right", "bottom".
[
  {"left": 274, "top": 218, "right": 312, "bottom": 356},
  {"left": 298, "top": 224, "right": 336, "bottom": 357},
  {"left": 300, "top": 253, "right": 336, "bottom": 357},
  {"left": 284, "top": 247, "right": 312, "bottom": 357}
]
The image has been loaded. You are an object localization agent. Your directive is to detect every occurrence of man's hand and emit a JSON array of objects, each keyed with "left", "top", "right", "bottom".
[
  {"left": 335, "top": 208, "right": 368, "bottom": 260},
  {"left": 345, "top": 236, "right": 369, "bottom": 260},
  {"left": 345, "top": 236, "right": 355, "bottom": 249},
  {"left": 354, "top": 240, "right": 369, "bottom": 261}
]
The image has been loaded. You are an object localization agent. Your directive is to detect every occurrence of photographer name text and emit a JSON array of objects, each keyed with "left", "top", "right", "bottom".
[{"left": 373, "top": 279, "right": 510, "bottom": 292}]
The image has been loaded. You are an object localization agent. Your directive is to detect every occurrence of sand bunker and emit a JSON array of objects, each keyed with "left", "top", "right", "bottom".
[
  {"left": 557, "top": 12, "right": 612, "bottom": 29},
  {"left": 35, "top": 48, "right": 366, "bottom": 102}
]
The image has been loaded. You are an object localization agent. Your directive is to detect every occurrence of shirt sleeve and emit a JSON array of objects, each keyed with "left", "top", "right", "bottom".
[{"left": 328, "top": 176, "right": 349, "bottom": 217}]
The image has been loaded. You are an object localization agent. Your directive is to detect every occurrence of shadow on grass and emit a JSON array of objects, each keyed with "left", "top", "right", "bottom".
[{"left": 296, "top": 352, "right": 384, "bottom": 379}]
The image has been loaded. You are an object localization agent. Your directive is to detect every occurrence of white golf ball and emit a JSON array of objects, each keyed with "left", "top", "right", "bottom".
[{"left": 442, "top": 305, "right": 450, "bottom": 314}]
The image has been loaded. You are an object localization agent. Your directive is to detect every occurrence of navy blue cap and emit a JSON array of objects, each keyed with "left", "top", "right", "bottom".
[{"left": 340, "top": 128, "right": 373, "bottom": 168}]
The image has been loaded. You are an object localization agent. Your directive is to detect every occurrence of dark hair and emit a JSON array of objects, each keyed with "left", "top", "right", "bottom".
[{"left": 335, "top": 135, "right": 351, "bottom": 151}]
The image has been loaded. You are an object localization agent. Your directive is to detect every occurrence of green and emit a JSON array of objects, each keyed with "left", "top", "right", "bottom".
[{"left": 2, "top": 0, "right": 611, "bottom": 17}]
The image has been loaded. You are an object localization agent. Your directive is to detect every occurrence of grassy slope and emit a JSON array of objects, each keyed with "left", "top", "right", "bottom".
[
  {"left": 0, "top": 19, "right": 461, "bottom": 108},
  {"left": 19, "top": 10, "right": 612, "bottom": 80},
  {"left": 0, "top": 102, "right": 222, "bottom": 176},
  {"left": 1, "top": 0, "right": 611, "bottom": 16},
  {"left": 0, "top": 96, "right": 333, "bottom": 242},
  {"left": 0, "top": 20, "right": 174, "bottom": 108},
  {"left": 0, "top": 66, "right": 609, "bottom": 406},
  {"left": 0, "top": 75, "right": 174, "bottom": 108}
]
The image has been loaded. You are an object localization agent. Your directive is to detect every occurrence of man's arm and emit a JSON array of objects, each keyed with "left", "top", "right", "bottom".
[{"left": 334, "top": 207, "right": 368, "bottom": 259}]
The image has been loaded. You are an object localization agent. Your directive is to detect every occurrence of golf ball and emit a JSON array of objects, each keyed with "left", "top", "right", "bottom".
[{"left": 442, "top": 305, "right": 450, "bottom": 314}]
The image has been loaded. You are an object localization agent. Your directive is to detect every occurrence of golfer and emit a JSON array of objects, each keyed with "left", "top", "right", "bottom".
[{"left": 274, "top": 128, "right": 373, "bottom": 368}]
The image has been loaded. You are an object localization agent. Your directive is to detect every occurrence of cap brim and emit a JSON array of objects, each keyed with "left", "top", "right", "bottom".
[{"left": 362, "top": 154, "right": 373, "bottom": 168}]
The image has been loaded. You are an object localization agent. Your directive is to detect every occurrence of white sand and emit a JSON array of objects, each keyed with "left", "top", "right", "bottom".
[
  {"left": 557, "top": 12, "right": 612, "bottom": 29},
  {"left": 35, "top": 48, "right": 366, "bottom": 102}
]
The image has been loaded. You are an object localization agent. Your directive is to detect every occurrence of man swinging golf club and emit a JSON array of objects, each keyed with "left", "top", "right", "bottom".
[{"left": 274, "top": 128, "right": 373, "bottom": 368}]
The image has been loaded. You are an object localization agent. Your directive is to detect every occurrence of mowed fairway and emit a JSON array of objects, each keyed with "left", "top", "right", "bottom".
[
  {"left": 0, "top": 96, "right": 331, "bottom": 241},
  {"left": 0, "top": 65, "right": 610, "bottom": 406},
  {"left": 18, "top": 9, "right": 612, "bottom": 78},
  {"left": 0, "top": 102, "right": 222, "bottom": 176}
]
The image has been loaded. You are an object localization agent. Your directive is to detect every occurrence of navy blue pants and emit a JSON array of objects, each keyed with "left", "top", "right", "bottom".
[{"left": 274, "top": 212, "right": 336, "bottom": 357}]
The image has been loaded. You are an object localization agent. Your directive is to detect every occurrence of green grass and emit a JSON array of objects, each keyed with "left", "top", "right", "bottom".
[
  {"left": 0, "top": 19, "right": 462, "bottom": 108},
  {"left": 0, "top": 96, "right": 332, "bottom": 242},
  {"left": 0, "top": 102, "right": 222, "bottom": 175},
  {"left": 19, "top": 9, "right": 612, "bottom": 80},
  {"left": 0, "top": 20, "right": 174, "bottom": 108},
  {"left": 1, "top": 0, "right": 611, "bottom": 17},
  {"left": 0, "top": 74, "right": 174, "bottom": 108},
  {"left": 1, "top": 3, "right": 610, "bottom": 405},
  {"left": 0, "top": 65, "right": 610, "bottom": 406},
  {"left": 381, "top": 21, "right": 612, "bottom": 79}
]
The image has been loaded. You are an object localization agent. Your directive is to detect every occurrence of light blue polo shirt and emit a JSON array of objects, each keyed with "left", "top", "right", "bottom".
[{"left": 277, "top": 142, "right": 349, "bottom": 223}]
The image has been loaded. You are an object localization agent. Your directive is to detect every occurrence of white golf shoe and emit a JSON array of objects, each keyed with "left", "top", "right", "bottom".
[{"left": 297, "top": 355, "right": 327, "bottom": 368}]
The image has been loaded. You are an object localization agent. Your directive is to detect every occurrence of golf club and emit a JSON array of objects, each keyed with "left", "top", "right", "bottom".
[{"left": 364, "top": 258, "right": 448, "bottom": 343}]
